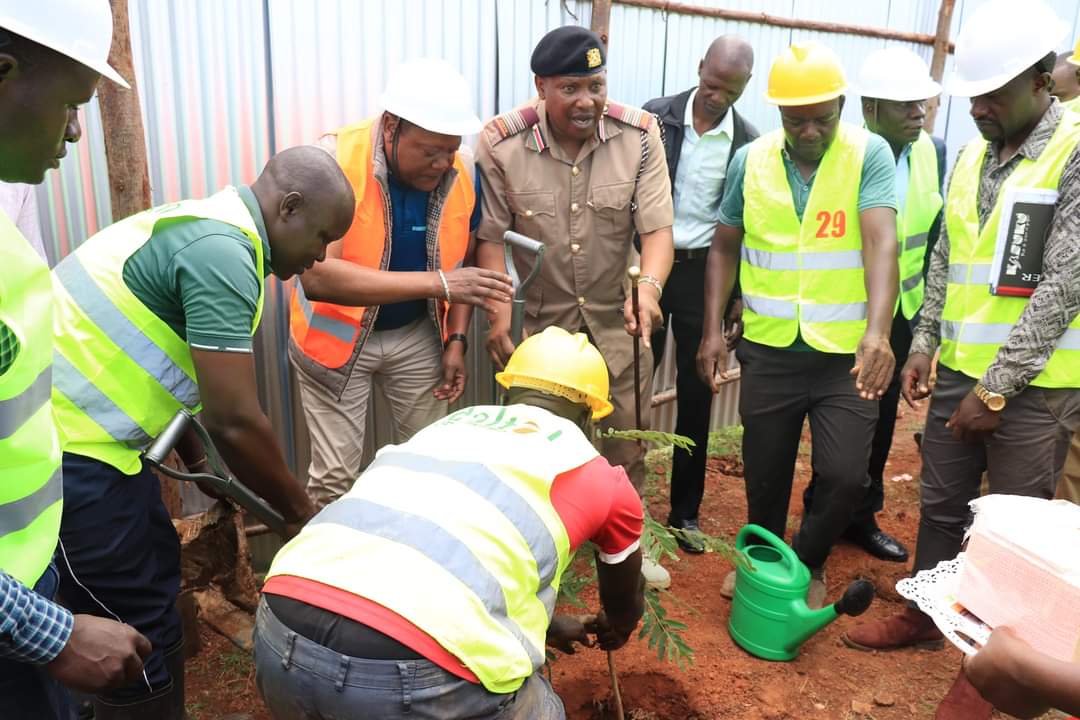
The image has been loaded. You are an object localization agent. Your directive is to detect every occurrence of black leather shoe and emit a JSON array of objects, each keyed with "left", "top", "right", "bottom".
[
  {"left": 667, "top": 517, "right": 706, "bottom": 554},
  {"left": 844, "top": 527, "right": 909, "bottom": 562}
]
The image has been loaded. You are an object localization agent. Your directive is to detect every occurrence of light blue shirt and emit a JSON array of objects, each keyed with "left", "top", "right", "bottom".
[{"left": 672, "top": 89, "right": 735, "bottom": 250}]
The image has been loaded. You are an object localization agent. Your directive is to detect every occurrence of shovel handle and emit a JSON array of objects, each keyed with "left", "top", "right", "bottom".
[{"left": 502, "top": 231, "right": 546, "bottom": 347}]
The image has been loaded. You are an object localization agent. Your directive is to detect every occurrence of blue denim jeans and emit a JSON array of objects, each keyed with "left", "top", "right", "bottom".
[
  {"left": 253, "top": 598, "right": 565, "bottom": 720},
  {"left": 0, "top": 564, "right": 74, "bottom": 720}
]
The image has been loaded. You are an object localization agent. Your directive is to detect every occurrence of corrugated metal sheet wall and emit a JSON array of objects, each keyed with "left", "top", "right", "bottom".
[{"left": 31, "top": 0, "right": 1080, "bottom": 482}]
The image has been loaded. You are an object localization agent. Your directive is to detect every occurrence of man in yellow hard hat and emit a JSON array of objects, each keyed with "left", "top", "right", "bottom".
[
  {"left": 0, "top": 1, "right": 151, "bottom": 717},
  {"left": 803, "top": 47, "right": 948, "bottom": 565},
  {"left": 697, "top": 42, "right": 899, "bottom": 609},
  {"left": 1051, "top": 45, "right": 1080, "bottom": 110},
  {"left": 843, "top": 0, "right": 1080, "bottom": 717},
  {"left": 254, "top": 327, "right": 644, "bottom": 720}
]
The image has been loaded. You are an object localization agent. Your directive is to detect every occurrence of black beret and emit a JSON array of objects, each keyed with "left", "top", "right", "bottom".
[{"left": 530, "top": 26, "right": 606, "bottom": 77}]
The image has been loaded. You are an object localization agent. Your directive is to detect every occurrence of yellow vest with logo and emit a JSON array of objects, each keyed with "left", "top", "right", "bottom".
[
  {"left": 0, "top": 213, "right": 62, "bottom": 586},
  {"left": 266, "top": 404, "right": 599, "bottom": 693},
  {"left": 51, "top": 188, "right": 265, "bottom": 474},
  {"left": 742, "top": 123, "right": 871, "bottom": 353},
  {"left": 939, "top": 114, "right": 1080, "bottom": 386},
  {"left": 898, "top": 132, "right": 944, "bottom": 319}
]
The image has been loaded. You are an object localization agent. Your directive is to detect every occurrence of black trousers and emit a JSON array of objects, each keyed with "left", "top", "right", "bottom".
[
  {"left": 651, "top": 256, "right": 712, "bottom": 523},
  {"left": 56, "top": 454, "right": 183, "bottom": 702},
  {"left": 804, "top": 312, "right": 912, "bottom": 533},
  {"left": 736, "top": 340, "right": 878, "bottom": 569}
]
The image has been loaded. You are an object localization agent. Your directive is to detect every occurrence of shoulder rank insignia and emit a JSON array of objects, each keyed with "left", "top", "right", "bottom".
[
  {"left": 487, "top": 106, "right": 542, "bottom": 145},
  {"left": 604, "top": 101, "right": 653, "bottom": 131}
]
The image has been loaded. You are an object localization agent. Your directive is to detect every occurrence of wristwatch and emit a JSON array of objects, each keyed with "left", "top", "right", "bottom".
[
  {"left": 973, "top": 383, "right": 1007, "bottom": 412},
  {"left": 445, "top": 333, "right": 468, "bottom": 352}
]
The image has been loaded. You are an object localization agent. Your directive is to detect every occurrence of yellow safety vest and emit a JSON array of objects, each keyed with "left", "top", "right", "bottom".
[
  {"left": 51, "top": 188, "right": 265, "bottom": 474},
  {"left": 0, "top": 212, "right": 62, "bottom": 587},
  {"left": 267, "top": 404, "right": 599, "bottom": 694},
  {"left": 741, "top": 123, "right": 871, "bottom": 353},
  {"left": 940, "top": 114, "right": 1080, "bottom": 386},
  {"left": 1062, "top": 96, "right": 1080, "bottom": 113},
  {"left": 897, "top": 132, "right": 944, "bottom": 319}
]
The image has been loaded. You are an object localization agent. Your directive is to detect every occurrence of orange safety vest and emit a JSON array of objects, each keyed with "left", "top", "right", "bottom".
[{"left": 289, "top": 117, "right": 474, "bottom": 370}]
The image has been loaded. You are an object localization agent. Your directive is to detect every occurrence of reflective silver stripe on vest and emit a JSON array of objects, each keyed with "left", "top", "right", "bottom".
[
  {"left": 905, "top": 233, "right": 929, "bottom": 251},
  {"left": 294, "top": 281, "right": 356, "bottom": 344},
  {"left": 741, "top": 247, "right": 863, "bottom": 271},
  {"left": 800, "top": 250, "right": 863, "bottom": 271},
  {"left": 902, "top": 273, "right": 924, "bottom": 292},
  {"left": 947, "top": 263, "right": 992, "bottom": 286},
  {"left": 367, "top": 451, "right": 560, "bottom": 616},
  {"left": 0, "top": 365, "right": 50, "bottom": 440},
  {"left": 801, "top": 302, "right": 867, "bottom": 322},
  {"left": 314, "top": 497, "right": 547, "bottom": 669},
  {"left": 0, "top": 466, "right": 60, "bottom": 539},
  {"left": 742, "top": 246, "right": 798, "bottom": 271},
  {"left": 52, "top": 353, "right": 151, "bottom": 446},
  {"left": 55, "top": 256, "right": 200, "bottom": 409},
  {"left": 745, "top": 295, "right": 865, "bottom": 323},
  {"left": 743, "top": 294, "right": 796, "bottom": 319},
  {"left": 943, "top": 321, "right": 1080, "bottom": 350}
]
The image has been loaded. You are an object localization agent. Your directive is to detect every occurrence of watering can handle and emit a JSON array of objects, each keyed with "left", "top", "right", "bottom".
[{"left": 735, "top": 524, "right": 802, "bottom": 573}]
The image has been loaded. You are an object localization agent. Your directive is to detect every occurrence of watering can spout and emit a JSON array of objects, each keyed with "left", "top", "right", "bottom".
[{"left": 785, "top": 579, "right": 876, "bottom": 654}]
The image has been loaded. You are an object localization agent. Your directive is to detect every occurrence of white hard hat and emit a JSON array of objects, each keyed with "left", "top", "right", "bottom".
[
  {"left": 947, "top": 0, "right": 1067, "bottom": 98},
  {"left": 855, "top": 47, "right": 941, "bottom": 102},
  {"left": 379, "top": 58, "right": 482, "bottom": 136},
  {"left": 0, "top": 0, "right": 129, "bottom": 88}
]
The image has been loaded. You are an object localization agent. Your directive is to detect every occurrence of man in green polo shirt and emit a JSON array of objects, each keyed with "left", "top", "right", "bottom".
[
  {"left": 698, "top": 43, "right": 898, "bottom": 609},
  {"left": 51, "top": 145, "right": 354, "bottom": 718}
]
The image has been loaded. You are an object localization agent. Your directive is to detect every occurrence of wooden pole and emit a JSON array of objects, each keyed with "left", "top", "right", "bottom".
[
  {"left": 925, "top": 0, "right": 957, "bottom": 133},
  {"left": 591, "top": 0, "right": 613, "bottom": 48},
  {"left": 97, "top": 0, "right": 151, "bottom": 223},
  {"left": 612, "top": 0, "right": 954, "bottom": 49},
  {"left": 97, "top": 0, "right": 185, "bottom": 528}
]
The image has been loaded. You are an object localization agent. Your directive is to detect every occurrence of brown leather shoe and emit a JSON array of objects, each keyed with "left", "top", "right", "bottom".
[
  {"left": 842, "top": 607, "right": 944, "bottom": 651},
  {"left": 934, "top": 668, "right": 993, "bottom": 720}
]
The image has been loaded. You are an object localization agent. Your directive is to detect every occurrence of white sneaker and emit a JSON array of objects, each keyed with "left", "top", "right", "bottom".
[{"left": 641, "top": 557, "right": 671, "bottom": 590}]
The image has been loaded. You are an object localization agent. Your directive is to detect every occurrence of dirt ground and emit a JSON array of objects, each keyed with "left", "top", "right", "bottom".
[{"left": 185, "top": 405, "right": 1067, "bottom": 720}]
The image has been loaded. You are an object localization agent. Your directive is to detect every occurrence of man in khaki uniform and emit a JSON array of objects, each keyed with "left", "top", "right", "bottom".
[{"left": 477, "top": 25, "right": 675, "bottom": 587}]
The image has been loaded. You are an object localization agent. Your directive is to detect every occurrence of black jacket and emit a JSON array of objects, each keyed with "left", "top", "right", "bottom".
[{"left": 642, "top": 87, "right": 760, "bottom": 196}]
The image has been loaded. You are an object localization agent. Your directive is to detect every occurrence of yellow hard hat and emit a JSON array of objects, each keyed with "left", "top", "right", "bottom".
[
  {"left": 765, "top": 42, "right": 847, "bottom": 106},
  {"left": 496, "top": 327, "right": 614, "bottom": 420},
  {"left": 1069, "top": 38, "right": 1080, "bottom": 66}
]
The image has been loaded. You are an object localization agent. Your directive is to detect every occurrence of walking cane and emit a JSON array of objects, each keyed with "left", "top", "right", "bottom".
[
  {"left": 604, "top": 266, "right": 646, "bottom": 720},
  {"left": 628, "top": 265, "right": 643, "bottom": 430}
]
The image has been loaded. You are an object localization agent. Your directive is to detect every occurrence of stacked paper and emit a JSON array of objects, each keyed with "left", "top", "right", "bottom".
[{"left": 956, "top": 494, "right": 1080, "bottom": 662}]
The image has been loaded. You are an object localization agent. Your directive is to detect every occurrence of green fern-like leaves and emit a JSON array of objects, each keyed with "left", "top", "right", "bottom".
[
  {"left": 639, "top": 588, "right": 694, "bottom": 669},
  {"left": 598, "top": 427, "right": 697, "bottom": 452}
]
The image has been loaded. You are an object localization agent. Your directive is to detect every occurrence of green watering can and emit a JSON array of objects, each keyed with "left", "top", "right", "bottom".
[{"left": 728, "top": 524, "right": 875, "bottom": 661}]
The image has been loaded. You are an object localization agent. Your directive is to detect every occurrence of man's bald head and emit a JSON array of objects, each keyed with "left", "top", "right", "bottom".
[
  {"left": 694, "top": 35, "right": 754, "bottom": 126},
  {"left": 253, "top": 145, "right": 355, "bottom": 280},
  {"left": 703, "top": 35, "right": 754, "bottom": 75}
]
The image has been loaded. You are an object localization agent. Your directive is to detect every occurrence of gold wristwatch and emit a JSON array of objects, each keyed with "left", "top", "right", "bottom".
[{"left": 973, "top": 383, "right": 1007, "bottom": 412}]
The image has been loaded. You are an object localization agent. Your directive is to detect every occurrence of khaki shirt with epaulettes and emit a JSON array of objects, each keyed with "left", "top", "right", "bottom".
[{"left": 476, "top": 100, "right": 673, "bottom": 377}]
